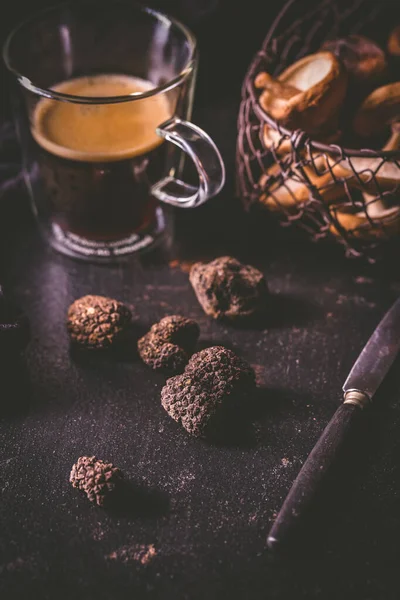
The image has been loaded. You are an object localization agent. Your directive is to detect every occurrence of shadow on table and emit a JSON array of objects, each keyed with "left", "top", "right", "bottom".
[
  {"left": 267, "top": 293, "right": 321, "bottom": 330},
  {"left": 207, "top": 386, "right": 305, "bottom": 450},
  {"left": 211, "top": 293, "right": 320, "bottom": 332},
  {"left": 108, "top": 480, "right": 170, "bottom": 520},
  {"left": 68, "top": 321, "right": 150, "bottom": 366}
]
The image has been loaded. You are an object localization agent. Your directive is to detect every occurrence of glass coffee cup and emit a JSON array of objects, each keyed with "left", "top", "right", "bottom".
[{"left": 3, "top": 0, "right": 225, "bottom": 262}]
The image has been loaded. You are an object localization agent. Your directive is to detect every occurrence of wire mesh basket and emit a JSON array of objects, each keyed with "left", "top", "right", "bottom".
[{"left": 236, "top": 0, "right": 400, "bottom": 260}]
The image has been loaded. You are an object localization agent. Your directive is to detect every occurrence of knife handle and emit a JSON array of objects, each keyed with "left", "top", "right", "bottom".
[{"left": 267, "top": 402, "right": 363, "bottom": 549}]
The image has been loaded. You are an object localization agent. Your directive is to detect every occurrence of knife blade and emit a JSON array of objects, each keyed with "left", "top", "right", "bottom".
[{"left": 267, "top": 296, "right": 400, "bottom": 550}]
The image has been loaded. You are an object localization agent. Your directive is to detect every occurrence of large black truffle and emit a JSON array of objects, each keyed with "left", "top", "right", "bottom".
[
  {"left": 67, "top": 295, "right": 132, "bottom": 350},
  {"left": 161, "top": 346, "right": 256, "bottom": 437},
  {"left": 0, "top": 285, "right": 30, "bottom": 354},
  {"left": 138, "top": 315, "right": 200, "bottom": 374},
  {"left": 189, "top": 256, "right": 268, "bottom": 321},
  {"left": 70, "top": 456, "right": 123, "bottom": 507}
]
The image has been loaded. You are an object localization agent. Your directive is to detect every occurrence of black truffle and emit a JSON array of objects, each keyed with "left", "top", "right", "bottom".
[
  {"left": 161, "top": 346, "right": 256, "bottom": 437},
  {"left": 70, "top": 456, "right": 123, "bottom": 507},
  {"left": 67, "top": 295, "right": 132, "bottom": 349},
  {"left": 0, "top": 285, "right": 30, "bottom": 354},
  {"left": 138, "top": 315, "right": 200, "bottom": 374},
  {"left": 189, "top": 256, "right": 268, "bottom": 321}
]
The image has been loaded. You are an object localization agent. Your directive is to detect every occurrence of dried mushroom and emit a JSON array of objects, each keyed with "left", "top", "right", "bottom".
[
  {"left": 161, "top": 346, "right": 255, "bottom": 437},
  {"left": 67, "top": 295, "right": 132, "bottom": 349},
  {"left": 330, "top": 160, "right": 400, "bottom": 241},
  {"left": 189, "top": 256, "right": 268, "bottom": 321},
  {"left": 330, "top": 203, "right": 400, "bottom": 241},
  {"left": 256, "top": 51, "right": 347, "bottom": 135},
  {"left": 138, "top": 315, "right": 200, "bottom": 374},
  {"left": 70, "top": 456, "right": 123, "bottom": 507},
  {"left": 255, "top": 71, "right": 300, "bottom": 122},
  {"left": 388, "top": 25, "right": 400, "bottom": 57},
  {"left": 353, "top": 82, "right": 400, "bottom": 137},
  {"left": 259, "top": 158, "right": 349, "bottom": 212},
  {"left": 259, "top": 164, "right": 312, "bottom": 211},
  {"left": 262, "top": 123, "right": 341, "bottom": 156},
  {"left": 328, "top": 125, "right": 400, "bottom": 193},
  {"left": 322, "top": 35, "right": 387, "bottom": 86}
]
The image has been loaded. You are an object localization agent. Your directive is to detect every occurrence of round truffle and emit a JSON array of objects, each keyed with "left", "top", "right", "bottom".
[
  {"left": 189, "top": 256, "right": 268, "bottom": 321},
  {"left": 70, "top": 455, "right": 123, "bottom": 507},
  {"left": 67, "top": 295, "right": 132, "bottom": 349},
  {"left": 161, "top": 346, "right": 256, "bottom": 437},
  {"left": 138, "top": 315, "right": 200, "bottom": 374}
]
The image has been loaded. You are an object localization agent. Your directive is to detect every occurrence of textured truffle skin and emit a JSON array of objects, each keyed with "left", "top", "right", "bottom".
[
  {"left": 189, "top": 257, "right": 268, "bottom": 321},
  {"left": 138, "top": 315, "right": 200, "bottom": 374},
  {"left": 161, "top": 346, "right": 256, "bottom": 437},
  {"left": 0, "top": 285, "right": 30, "bottom": 353},
  {"left": 70, "top": 456, "right": 123, "bottom": 507},
  {"left": 67, "top": 295, "right": 132, "bottom": 349}
]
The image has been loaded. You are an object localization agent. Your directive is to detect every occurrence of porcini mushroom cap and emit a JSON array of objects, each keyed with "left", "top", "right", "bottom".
[
  {"left": 322, "top": 35, "right": 387, "bottom": 86},
  {"left": 353, "top": 82, "right": 400, "bottom": 137},
  {"left": 258, "top": 51, "right": 348, "bottom": 134},
  {"left": 388, "top": 25, "right": 400, "bottom": 58}
]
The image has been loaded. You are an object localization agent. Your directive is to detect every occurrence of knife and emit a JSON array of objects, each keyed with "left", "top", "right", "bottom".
[{"left": 267, "top": 296, "right": 400, "bottom": 549}]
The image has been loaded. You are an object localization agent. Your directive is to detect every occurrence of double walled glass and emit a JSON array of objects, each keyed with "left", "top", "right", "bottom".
[{"left": 3, "top": 0, "right": 225, "bottom": 261}]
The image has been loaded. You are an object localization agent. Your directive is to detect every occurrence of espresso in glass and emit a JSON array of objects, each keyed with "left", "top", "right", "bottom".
[
  {"left": 4, "top": 1, "right": 225, "bottom": 261},
  {"left": 31, "top": 74, "right": 172, "bottom": 242}
]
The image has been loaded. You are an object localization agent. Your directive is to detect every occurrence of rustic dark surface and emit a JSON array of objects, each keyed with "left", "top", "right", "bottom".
[
  {"left": 2, "top": 2, "right": 400, "bottom": 597},
  {"left": 2, "top": 113, "right": 400, "bottom": 597}
]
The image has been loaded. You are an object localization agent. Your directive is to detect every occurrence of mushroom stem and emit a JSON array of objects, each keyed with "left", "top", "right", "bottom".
[
  {"left": 328, "top": 124, "right": 400, "bottom": 193},
  {"left": 384, "top": 126, "right": 400, "bottom": 150},
  {"left": 362, "top": 192, "right": 386, "bottom": 218},
  {"left": 259, "top": 157, "right": 348, "bottom": 212},
  {"left": 330, "top": 205, "right": 400, "bottom": 240},
  {"left": 360, "top": 126, "right": 400, "bottom": 214}
]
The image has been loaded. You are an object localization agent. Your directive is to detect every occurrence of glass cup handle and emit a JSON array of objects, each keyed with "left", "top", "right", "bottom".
[{"left": 151, "top": 117, "right": 226, "bottom": 208}]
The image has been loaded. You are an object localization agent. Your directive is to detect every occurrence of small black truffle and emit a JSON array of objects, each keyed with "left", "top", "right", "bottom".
[
  {"left": 138, "top": 315, "right": 200, "bottom": 374},
  {"left": 189, "top": 256, "right": 268, "bottom": 321},
  {"left": 70, "top": 456, "right": 123, "bottom": 507},
  {"left": 67, "top": 295, "right": 132, "bottom": 349},
  {"left": 161, "top": 346, "right": 256, "bottom": 437},
  {"left": 0, "top": 285, "right": 30, "bottom": 354}
]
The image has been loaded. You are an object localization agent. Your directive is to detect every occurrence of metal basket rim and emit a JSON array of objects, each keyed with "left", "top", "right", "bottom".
[{"left": 247, "top": 0, "right": 400, "bottom": 161}]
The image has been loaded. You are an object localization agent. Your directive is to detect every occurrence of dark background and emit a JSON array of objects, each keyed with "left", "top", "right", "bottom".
[
  {"left": 0, "top": 0, "right": 273, "bottom": 119},
  {"left": 2, "top": 2, "right": 400, "bottom": 600}
]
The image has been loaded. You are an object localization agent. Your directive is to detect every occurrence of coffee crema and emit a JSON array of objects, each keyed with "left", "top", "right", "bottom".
[
  {"left": 31, "top": 74, "right": 172, "bottom": 162},
  {"left": 29, "top": 73, "right": 173, "bottom": 243}
]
